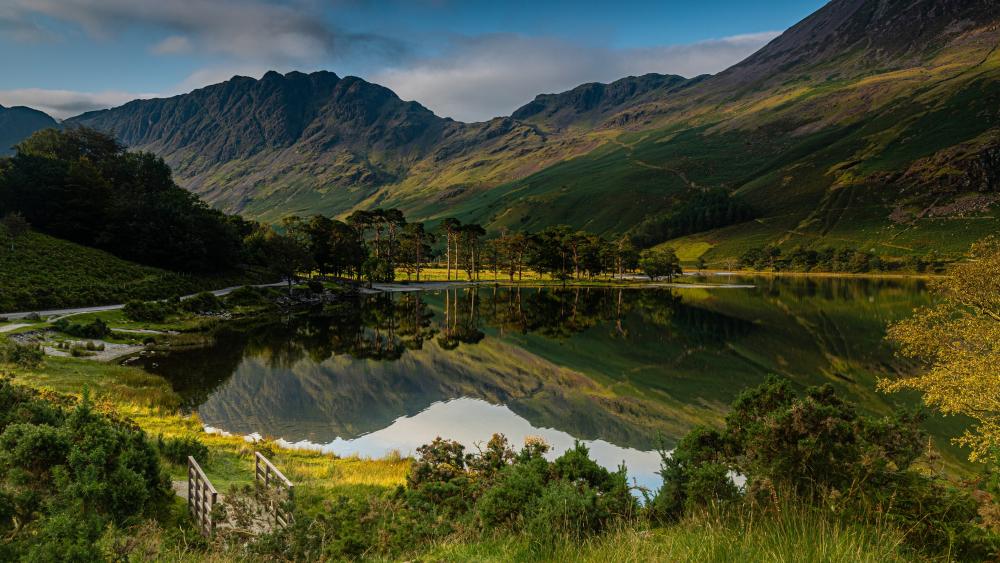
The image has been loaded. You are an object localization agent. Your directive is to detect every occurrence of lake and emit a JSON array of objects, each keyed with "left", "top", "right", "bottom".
[{"left": 132, "top": 276, "right": 965, "bottom": 492}]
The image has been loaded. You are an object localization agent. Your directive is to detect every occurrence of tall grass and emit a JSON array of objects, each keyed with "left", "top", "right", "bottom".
[{"left": 423, "top": 500, "right": 912, "bottom": 562}]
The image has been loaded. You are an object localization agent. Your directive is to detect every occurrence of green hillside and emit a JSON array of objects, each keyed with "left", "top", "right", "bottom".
[
  {"left": 51, "top": 0, "right": 1000, "bottom": 261},
  {"left": 0, "top": 231, "right": 244, "bottom": 312}
]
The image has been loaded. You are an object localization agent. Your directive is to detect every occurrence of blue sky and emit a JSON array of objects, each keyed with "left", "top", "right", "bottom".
[{"left": 0, "top": 0, "right": 826, "bottom": 121}]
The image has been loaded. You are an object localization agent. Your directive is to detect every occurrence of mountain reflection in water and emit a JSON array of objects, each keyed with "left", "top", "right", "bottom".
[{"left": 134, "top": 278, "right": 964, "bottom": 489}]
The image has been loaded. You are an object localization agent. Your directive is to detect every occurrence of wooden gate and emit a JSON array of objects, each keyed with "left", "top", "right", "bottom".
[
  {"left": 187, "top": 456, "right": 218, "bottom": 536},
  {"left": 255, "top": 451, "right": 295, "bottom": 527}
]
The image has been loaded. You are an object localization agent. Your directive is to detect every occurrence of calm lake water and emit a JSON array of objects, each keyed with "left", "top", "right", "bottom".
[{"left": 133, "top": 276, "right": 965, "bottom": 492}]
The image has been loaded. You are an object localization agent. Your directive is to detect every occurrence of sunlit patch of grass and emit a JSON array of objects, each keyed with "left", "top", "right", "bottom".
[
  {"left": 10, "top": 355, "right": 180, "bottom": 410},
  {"left": 668, "top": 241, "right": 713, "bottom": 262}
]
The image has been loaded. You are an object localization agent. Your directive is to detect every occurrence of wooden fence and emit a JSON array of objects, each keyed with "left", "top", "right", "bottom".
[
  {"left": 187, "top": 456, "right": 218, "bottom": 537},
  {"left": 255, "top": 451, "right": 295, "bottom": 528}
]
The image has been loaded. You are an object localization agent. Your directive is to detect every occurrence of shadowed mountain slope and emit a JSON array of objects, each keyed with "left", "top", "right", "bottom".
[{"left": 0, "top": 105, "right": 59, "bottom": 156}]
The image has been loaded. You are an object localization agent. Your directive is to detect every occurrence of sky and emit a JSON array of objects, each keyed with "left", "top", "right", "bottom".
[{"left": 0, "top": 0, "right": 827, "bottom": 121}]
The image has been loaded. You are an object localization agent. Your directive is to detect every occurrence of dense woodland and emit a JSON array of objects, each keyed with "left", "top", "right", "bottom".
[
  {"left": 739, "top": 245, "right": 948, "bottom": 274},
  {"left": 0, "top": 129, "right": 253, "bottom": 273}
]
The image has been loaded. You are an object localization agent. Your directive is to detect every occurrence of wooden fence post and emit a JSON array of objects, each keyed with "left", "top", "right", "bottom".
[
  {"left": 187, "top": 456, "right": 218, "bottom": 537},
  {"left": 254, "top": 451, "right": 295, "bottom": 528}
]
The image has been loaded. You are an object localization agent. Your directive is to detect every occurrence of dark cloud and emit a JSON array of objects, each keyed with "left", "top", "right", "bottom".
[{"left": 2, "top": 0, "right": 406, "bottom": 64}]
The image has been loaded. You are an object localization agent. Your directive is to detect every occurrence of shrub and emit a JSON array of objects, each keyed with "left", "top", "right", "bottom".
[
  {"left": 53, "top": 317, "right": 111, "bottom": 339},
  {"left": 654, "top": 376, "right": 1000, "bottom": 559},
  {"left": 180, "top": 292, "right": 224, "bottom": 314},
  {"left": 0, "top": 381, "right": 169, "bottom": 558},
  {"left": 306, "top": 280, "right": 325, "bottom": 294},
  {"left": 123, "top": 299, "right": 176, "bottom": 322},
  {"left": 258, "top": 434, "right": 637, "bottom": 560},
  {"left": 0, "top": 340, "right": 45, "bottom": 369},
  {"left": 156, "top": 434, "right": 208, "bottom": 465},
  {"left": 224, "top": 286, "right": 273, "bottom": 307}
]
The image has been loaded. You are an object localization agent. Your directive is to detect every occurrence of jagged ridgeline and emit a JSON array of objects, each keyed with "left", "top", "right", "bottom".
[{"left": 11, "top": 0, "right": 998, "bottom": 259}]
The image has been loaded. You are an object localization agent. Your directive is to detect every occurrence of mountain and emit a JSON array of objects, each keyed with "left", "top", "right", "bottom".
[
  {"left": 0, "top": 105, "right": 58, "bottom": 155},
  {"left": 511, "top": 73, "right": 703, "bottom": 131},
  {"left": 67, "top": 0, "right": 1000, "bottom": 260}
]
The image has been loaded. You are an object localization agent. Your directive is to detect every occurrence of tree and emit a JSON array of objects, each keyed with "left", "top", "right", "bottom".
[
  {"left": 880, "top": 237, "right": 1000, "bottom": 462},
  {"left": 458, "top": 223, "right": 486, "bottom": 280},
  {"left": 640, "top": 247, "right": 683, "bottom": 281},
  {"left": 612, "top": 236, "right": 639, "bottom": 279},
  {"left": 696, "top": 256, "right": 707, "bottom": 272},
  {"left": 304, "top": 215, "right": 336, "bottom": 276},
  {"left": 0, "top": 212, "right": 29, "bottom": 251},
  {"left": 328, "top": 220, "right": 366, "bottom": 279},
  {"left": 399, "top": 222, "right": 434, "bottom": 281},
  {"left": 262, "top": 232, "right": 315, "bottom": 295},
  {"left": 440, "top": 218, "right": 462, "bottom": 281},
  {"left": 0, "top": 128, "right": 247, "bottom": 273},
  {"left": 529, "top": 225, "right": 572, "bottom": 282}
]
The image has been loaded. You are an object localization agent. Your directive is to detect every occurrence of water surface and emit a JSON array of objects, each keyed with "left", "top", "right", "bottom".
[{"left": 135, "top": 277, "right": 963, "bottom": 491}]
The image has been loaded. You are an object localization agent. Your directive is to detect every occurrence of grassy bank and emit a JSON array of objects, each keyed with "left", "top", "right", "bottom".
[
  {"left": 0, "top": 231, "right": 263, "bottom": 313},
  {"left": 0, "top": 350, "right": 946, "bottom": 561},
  {"left": 0, "top": 299, "right": 982, "bottom": 561}
]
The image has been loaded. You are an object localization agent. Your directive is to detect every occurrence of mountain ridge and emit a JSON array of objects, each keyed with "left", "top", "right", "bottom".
[{"left": 14, "top": 0, "right": 1000, "bottom": 260}]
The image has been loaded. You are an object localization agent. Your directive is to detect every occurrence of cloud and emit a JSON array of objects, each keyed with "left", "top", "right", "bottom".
[
  {"left": 1, "top": 0, "right": 405, "bottom": 65},
  {"left": 150, "top": 35, "right": 192, "bottom": 55},
  {"left": 374, "top": 32, "right": 780, "bottom": 122},
  {"left": 0, "top": 88, "right": 157, "bottom": 120}
]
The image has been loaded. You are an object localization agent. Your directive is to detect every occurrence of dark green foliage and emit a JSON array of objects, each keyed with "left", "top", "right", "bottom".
[
  {"left": 155, "top": 434, "right": 208, "bottom": 466},
  {"left": 630, "top": 190, "right": 754, "bottom": 248},
  {"left": 223, "top": 286, "right": 277, "bottom": 308},
  {"left": 649, "top": 427, "right": 737, "bottom": 522},
  {"left": 0, "top": 128, "right": 252, "bottom": 273},
  {"left": 640, "top": 247, "right": 683, "bottom": 281},
  {"left": 53, "top": 317, "right": 110, "bottom": 339},
  {"left": 0, "top": 380, "right": 169, "bottom": 561},
  {"left": 654, "top": 377, "right": 999, "bottom": 559},
  {"left": 306, "top": 280, "right": 325, "bottom": 294},
  {"left": 261, "top": 435, "right": 637, "bottom": 560},
  {"left": 180, "top": 292, "right": 224, "bottom": 314},
  {"left": 362, "top": 257, "right": 395, "bottom": 284},
  {"left": 122, "top": 299, "right": 176, "bottom": 322},
  {"left": 737, "top": 245, "right": 920, "bottom": 273}
]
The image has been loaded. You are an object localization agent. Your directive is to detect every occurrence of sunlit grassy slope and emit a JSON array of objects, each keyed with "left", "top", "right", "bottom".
[
  {"left": 369, "top": 28, "right": 1000, "bottom": 262},
  {"left": 0, "top": 231, "right": 233, "bottom": 312}
]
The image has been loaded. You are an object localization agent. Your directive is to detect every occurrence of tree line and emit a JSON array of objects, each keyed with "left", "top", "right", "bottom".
[
  {"left": 738, "top": 245, "right": 948, "bottom": 274},
  {"left": 267, "top": 210, "right": 687, "bottom": 287},
  {"left": 0, "top": 128, "right": 687, "bottom": 286}
]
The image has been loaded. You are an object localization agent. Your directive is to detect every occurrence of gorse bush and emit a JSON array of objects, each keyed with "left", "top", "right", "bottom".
[
  {"left": 654, "top": 376, "right": 1000, "bottom": 560},
  {"left": 53, "top": 317, "right": 111, "bottom": 339},
  {"left": 0, "top": 339, "right": 44, "bottom": 369},
  {"left": 156, "top": 434, "right": 208, "bottom": 466},
  {"left": 180, "top": 292, "right": 224, "bottom": 314},
  {"left": 0, "top": 380, "right": 169, "bottom": 562},
  {"left": 260, "top": 435, "right": 637, "bottom": 560},
  {"left": 224, "top": 285, "right": 276, "bottom": 308},
  {"left": 123, "top": 299, "right": 176, "bottom": 322}
]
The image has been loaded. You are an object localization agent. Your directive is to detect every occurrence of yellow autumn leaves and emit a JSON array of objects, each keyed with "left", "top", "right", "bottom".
[{"left": 880, "top": 237, "right": 1000, "bottom": 462}]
